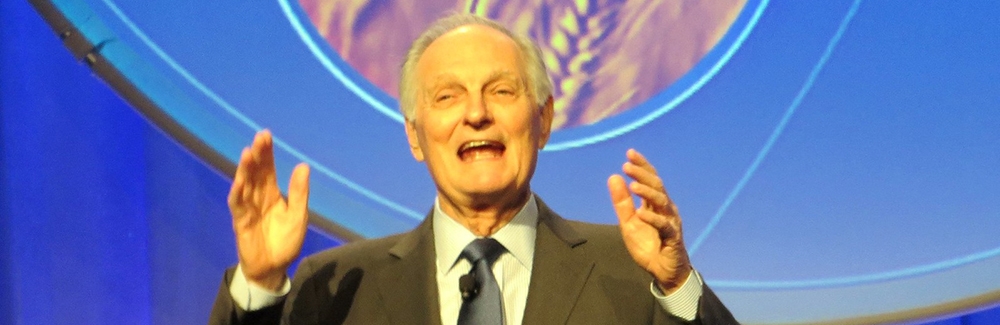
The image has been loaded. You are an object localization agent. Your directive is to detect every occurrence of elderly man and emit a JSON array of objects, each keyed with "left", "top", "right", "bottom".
[{"left": 210, "top": 14, "right": 736, "bottom": 325}]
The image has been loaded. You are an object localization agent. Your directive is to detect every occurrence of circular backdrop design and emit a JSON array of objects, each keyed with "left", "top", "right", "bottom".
[{"left": 34, "top": 0, "right": 1000, "bottom": 323}]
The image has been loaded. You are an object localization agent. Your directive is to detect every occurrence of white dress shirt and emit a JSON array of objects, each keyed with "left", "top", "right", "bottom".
[
  {"left": 230, "top": 195, "right": 704, "bottom": 323},
  {"left": 432, "top": 195, "right": 538, "bottom": 325}
]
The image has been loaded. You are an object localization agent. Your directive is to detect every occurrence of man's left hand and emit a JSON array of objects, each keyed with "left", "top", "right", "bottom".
[{"left": 608, "top": 149, "right": 692, "bottom": 294}]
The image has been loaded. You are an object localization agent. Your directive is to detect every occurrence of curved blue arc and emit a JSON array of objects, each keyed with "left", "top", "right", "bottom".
[
  {"left": 689, "top": 0, "right": 864, "bottom": 255},
  {"left": 99, "top": 0, "right": 423, "bottom": 221},
  {"left": 98, "top": 0, "right": 1000, "bottom": 293},
  {"left": 688, "top": 0, "right": 1000, "bottom": 290},
  {"left": 277, "top": 0, "right": 403, "bottom": 124},
  {"left": 711, "top": 245, "right": 1000, "bottom": 290},
  {"left": 544, "top": 0, "right": 770, "bottom": 151},
  {"left": 97, "top": 0, "right": 264, "bottom": 132},
  {"left": 280, "top": 0, "right": 770, "bottom": 152}
]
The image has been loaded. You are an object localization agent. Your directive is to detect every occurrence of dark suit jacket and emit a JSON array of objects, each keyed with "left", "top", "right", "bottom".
[{"left": 210, "top": 198, "right": 738, "bottom": 324}]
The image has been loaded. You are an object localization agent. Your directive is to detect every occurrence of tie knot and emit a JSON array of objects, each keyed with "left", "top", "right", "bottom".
[{"left": 461, "top": 238, "right": 505, "bottom": 265}]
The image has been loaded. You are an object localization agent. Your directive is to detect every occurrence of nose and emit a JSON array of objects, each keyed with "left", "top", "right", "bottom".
[{"left": 463, "top": 94, "right": 493, "bottom": 129}]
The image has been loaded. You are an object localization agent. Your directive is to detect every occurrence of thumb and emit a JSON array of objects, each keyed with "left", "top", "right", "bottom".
[
  {"left": 287, "top": 163, "right": 311, "bottom": 220},
  {"left": 607, "top": 174, "right": 636, "bottom": 224}
]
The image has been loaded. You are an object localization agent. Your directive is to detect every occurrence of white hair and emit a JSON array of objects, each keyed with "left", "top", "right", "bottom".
[{"left": 398, "top": 13, "right": 553, "bottom": 121}]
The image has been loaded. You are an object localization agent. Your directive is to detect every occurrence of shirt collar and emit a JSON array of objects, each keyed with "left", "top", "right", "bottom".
[{"left": 433, "top": 195, "right": 539, "bottom": 275}]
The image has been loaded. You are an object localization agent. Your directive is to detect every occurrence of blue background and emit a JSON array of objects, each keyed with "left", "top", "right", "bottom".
[{"left": 3, "top": 0, "right": 1000, "bottom": 324}]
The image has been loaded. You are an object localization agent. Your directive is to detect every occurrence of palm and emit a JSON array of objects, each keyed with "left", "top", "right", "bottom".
[
  {"left": 619, "top": 208, "right": 666, "bottom": 267},
  {"left": 236, "top": 183, "right": 299, "bottom": 272}
]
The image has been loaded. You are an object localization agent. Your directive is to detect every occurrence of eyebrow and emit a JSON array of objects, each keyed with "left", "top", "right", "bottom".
[{"left": 485, "top": 70, "right": 522, "bottom": 86}]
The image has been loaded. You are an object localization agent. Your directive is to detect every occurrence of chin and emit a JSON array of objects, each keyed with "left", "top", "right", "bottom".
[
  {"left": 461, "top": 182, "right": 524, "bottom": 201},
  {"left": 463, "top": 184, "right": 513, "bottom": 198}
]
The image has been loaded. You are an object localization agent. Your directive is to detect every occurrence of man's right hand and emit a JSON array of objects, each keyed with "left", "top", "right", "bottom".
[{"left": 228, "top": 130, "right": 311, "bottom": 291}]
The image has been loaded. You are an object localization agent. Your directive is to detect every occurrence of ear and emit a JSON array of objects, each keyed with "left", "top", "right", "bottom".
[
  {"left": 537, "top": 96, "right": 555, "bottom": 149},
  {"left": 404, "top": 119, "right": 425, "bottom": 161}
]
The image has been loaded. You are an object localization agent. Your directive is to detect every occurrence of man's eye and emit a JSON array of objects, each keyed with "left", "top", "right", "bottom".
[
  {"left": 436, "top": 94, "right": 453, "bottom": 102},
  {"left": 495, "top": 88, "right": 515, "bottom": 96}
]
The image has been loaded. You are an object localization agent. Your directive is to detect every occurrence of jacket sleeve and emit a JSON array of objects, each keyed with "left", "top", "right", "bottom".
[
  {"left": 653, "top": 282, "right": 739, "bottom": 325},
  {"left": 694, "top": 284, "right": 738, "bottom": 324},
  {"left": 208, "top": 266, "right": 284, "bottom": 325}
]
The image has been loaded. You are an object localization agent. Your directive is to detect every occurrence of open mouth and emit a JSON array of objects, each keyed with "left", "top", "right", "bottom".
[{"left": 457, "top": 140, "right": 505, "bottom": 161}]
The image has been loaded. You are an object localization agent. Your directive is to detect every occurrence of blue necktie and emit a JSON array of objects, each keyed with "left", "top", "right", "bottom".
[{"left": 458, "top": 238, "right": 506, "bottom": 325}]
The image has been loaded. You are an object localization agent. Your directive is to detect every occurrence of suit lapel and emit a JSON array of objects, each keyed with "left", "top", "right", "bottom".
[
  {"left": 375, "top": 216, "right": 443, "bottom": 325},
  {"left": 371, "top": 198, "right": 595, "bottom": 324},
  {"left": 522, "top": 198, "right": 595, "bottom": 324}
]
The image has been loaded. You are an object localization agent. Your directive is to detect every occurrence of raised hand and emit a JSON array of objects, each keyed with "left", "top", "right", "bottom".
[
  {"left": 608, "top": 149, "right": 692, "bottom": 294},
  {"left": 228, "top": 130, "right": 311, "bottom": 291}
]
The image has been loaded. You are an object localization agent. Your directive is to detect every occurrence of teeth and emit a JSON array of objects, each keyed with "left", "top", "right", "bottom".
[
  {"left": 460, "top": 140, "right": 493, "bottom": 152},
  {"left": 458, "top": 140, "right": 504, "bottom": 156}
]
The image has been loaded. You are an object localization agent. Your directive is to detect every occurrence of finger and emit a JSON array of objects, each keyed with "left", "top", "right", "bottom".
[
  {"left": 232, "top": 148, "right": 257, "bottom": 210},
  {"left": 248, "top": 130, "right": 279, "bottom": 205},
  {"left": 636, "top": 210, "right": 680, "bottom": 240},
  {"left": 287, "top": 163, "right": 311, "bottom": 222},
  {"left": 230, "top": 150, "right": 257, "bottom": 234},
  {"left": 636, "top": 209, "right": 672, "bottom": 230},
  {"left": 246, "top": 131, "right": 273, "bottom": 179},
  {"left": 627, "top": 149, "right": 658, "bottom": 175},
  {"left": 253, "top": 130, "right": 277, "bottom": 184},
  {"left": 229, "top": 178, "right": 248, "bottom": 232},
  {"left": 241, "top": 142, "right": 262, "bottom": 198},
  {"left": 242, "top": 153, "right": 259, "bottom": 207},
  {"left": 229, "top": 148, "right": 251, "bottom": 205},
  {"left": 608, "top": 175, "right": 636, "bottom": 224},
  {"left": 623, "top": 149, "right": 675, "bottom": 208},
  {"left": 629, "top": 181, "right": 670, "bottom": 212},
  {"left": 623, "top": 162, "right": 664, "bottom": 191}
]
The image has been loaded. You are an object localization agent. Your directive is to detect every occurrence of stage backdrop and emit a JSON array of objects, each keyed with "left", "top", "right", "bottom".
[{"left": 3, "top": 0, "right": 1000, "bottom": 324}]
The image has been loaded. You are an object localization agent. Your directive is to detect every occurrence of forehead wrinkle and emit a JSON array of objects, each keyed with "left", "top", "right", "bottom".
[
  {"left": 422, "top": 69, "right": 523, "bottom": 93},
  {"left": 485, "top": 70, "right": 522, "bottom": 86},
  {"left": 425, "top": 73, "right": 461, "bottom": 90}
]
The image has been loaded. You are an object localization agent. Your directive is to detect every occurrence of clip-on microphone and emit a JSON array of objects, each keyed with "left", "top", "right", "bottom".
[{"left": 459, "top": 273, "right": 479, "bottom": 300}]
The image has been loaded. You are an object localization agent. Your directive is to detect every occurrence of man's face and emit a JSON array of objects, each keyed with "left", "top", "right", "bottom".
[{"left": 405, "top": 25, "right": 553, "bottom": 208}]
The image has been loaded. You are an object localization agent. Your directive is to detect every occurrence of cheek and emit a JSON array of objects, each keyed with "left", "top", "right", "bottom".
[
  {"left": 503, "top": 114, "right": 542, "bottom": 163},
  {"left": 430, "top": 120, "right": 456, "bottom": 144},
  {"left": 511, "top": 113, "right": 542, "bottom": 143},
  {"left": 416, "top": 115, "right": 458, "bottom": 153}
]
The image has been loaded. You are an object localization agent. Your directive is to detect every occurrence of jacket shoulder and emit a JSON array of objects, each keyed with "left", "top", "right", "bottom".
[
  {"left": 564, "top": 220, "right": 646, "bottom": 275},
  {"left": 280, "top": 232, "right": 415, "bottom": 324},
  {"left": 295, "top": 232, "right": 407, "bottom": 274}
]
